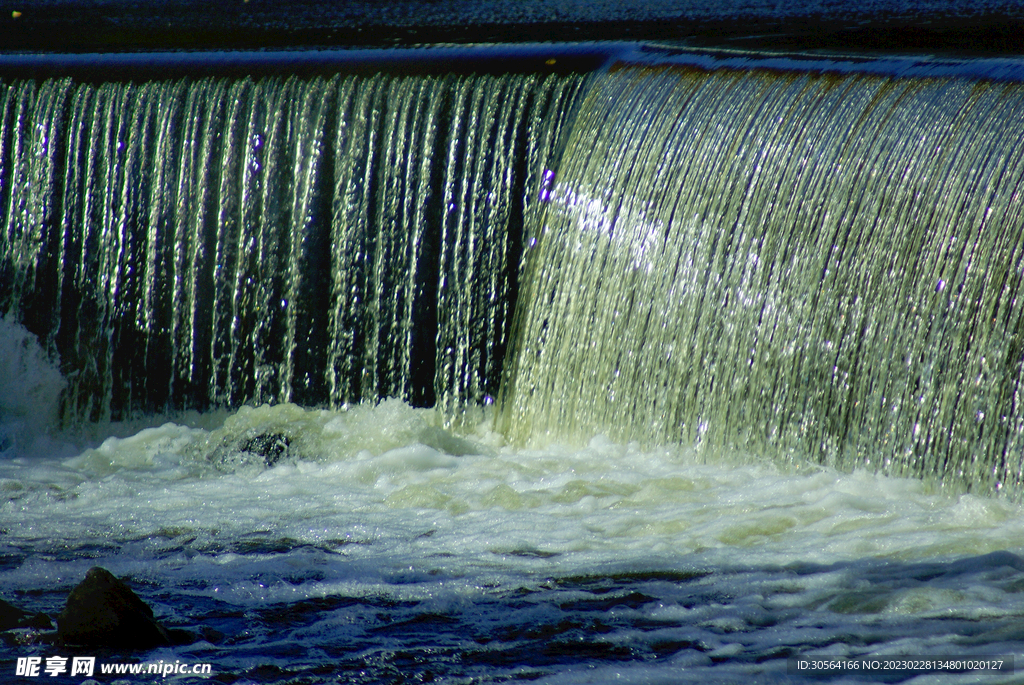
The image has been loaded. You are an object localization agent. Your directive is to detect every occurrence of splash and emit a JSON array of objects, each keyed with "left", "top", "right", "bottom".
[{"left": 0, "top": 316, "right": 65, "bottom": 453}]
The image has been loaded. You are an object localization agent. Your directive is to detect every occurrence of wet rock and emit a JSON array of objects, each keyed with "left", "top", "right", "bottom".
[
  {"left": 202, "top": 428, "right": 294, "bottom": 472},
  {"left": 196, "top": 625, "right": 225, "bottom": 644},
  {"left": 57, "top": 567, "right": 173, "bottom": 649},
  {"left": 1, "top": 598, "right": 54, "bottom": 647},
  {"left": 20, "top": 611, "right": 52, "bottom": 630},
  {"left": 1, "top": 598, "right": 51, "bottom": 631},
  {"left": 239, "top": 432, "right": 291, "bottom": 467},
  {"left": 0, "top": 598, "right": 26, "bottom": 630}
]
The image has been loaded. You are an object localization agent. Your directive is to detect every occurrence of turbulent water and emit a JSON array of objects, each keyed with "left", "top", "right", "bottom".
[
  {"left": 3, "top": 51, "right": 1024, "bottom": 684},
  {"left": 3, "top": 321, "right": 1024, "bottom": 684}
]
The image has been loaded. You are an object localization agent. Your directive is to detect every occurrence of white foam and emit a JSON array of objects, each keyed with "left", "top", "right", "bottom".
[
  {"left": 2, "top": 400, "right": 1023, "bottom": 681},
  {"left": 5, "top": 401, "right": 1023, "bottom": 570},
  {"left": 0, "top": 316, "right": 65, "bottom": 456}
]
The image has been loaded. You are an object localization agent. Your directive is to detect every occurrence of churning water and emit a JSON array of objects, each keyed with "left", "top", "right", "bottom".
[{"left": 2, "top": 49, "right": 1024, "bottom": 683}]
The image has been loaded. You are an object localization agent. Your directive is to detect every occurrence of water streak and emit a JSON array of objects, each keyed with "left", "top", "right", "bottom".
[
  {"left": 0, "top": 71, "right": 586, "bottom": 422},
  {"left": 500, "top": 64, "right": 1024, "bottom": 495}
]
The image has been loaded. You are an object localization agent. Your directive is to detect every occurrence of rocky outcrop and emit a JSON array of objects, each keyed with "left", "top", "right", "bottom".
[
  {"left": 4, "top": 567, "right": 199, "bottom": 650},
  {"left": 0, "top": 598, "right": 53, "bottom": 646},
  {"left": 57, "top": 567, "right": 175, "bottom": 649},
  {"left": 1, "top": 598, "right": 51, "bottom": 631},
  {"left": 0, "top": 598, "right": 27, "bottom": 631}
]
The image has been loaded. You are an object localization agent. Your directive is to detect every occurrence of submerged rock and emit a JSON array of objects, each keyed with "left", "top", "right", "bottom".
[
  {"left": 0, "top": 598, "right": 26, "bottom": 631},
  {"left": 199, "top": 427, "right": 295, "bottom": 473},
  {"left": 1, "top": 598, "right": 54, "bottom": 647},
  {"left": 239, "top": 431, "right": 291, "bottom": 467},
  {"left": 1, "top": 597, "right": 51, "bottom": 631},
  {"left": 57, "top": 567, "right": 174, "bottom": 649}
]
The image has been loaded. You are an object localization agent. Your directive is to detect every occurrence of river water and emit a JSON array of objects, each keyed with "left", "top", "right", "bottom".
[{"left": 3, "top": 318, "right": 1024, "bottom": 683}]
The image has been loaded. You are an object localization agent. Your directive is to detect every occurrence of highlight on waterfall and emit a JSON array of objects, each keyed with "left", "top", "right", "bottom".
[{"left": 2, "top": 2, "right": 1024, "bottom": 682}]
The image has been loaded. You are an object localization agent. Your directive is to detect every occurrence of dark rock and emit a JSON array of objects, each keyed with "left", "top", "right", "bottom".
[
  {"left": 2, "top": 598, "right": 56, "bottom": 648},
  {"left": 0, "top": 598, "right": 51, "bottom": 632},
  {"left": 57, "top": 567, "right": 173, "bottom": 649},
  {"left": 239, "top": 432, "right": 291, "bottom": 467},
  {"left": 0, "top": 598, "right": 26, "bottom": 631},
  {"left": 22, "top": 612, "right": 53, "bottom": 630}
]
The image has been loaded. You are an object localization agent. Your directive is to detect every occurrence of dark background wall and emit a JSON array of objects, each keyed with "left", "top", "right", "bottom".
[{"left": 0, "top": 0, "right": 1022, "bottom": 54}]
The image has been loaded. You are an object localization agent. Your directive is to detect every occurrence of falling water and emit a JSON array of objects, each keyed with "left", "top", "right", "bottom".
[
  {"left": 0, "top": 71, "right": 586, "bottom": 423},
  {"left": 500, "top": 63, "right": 1024, "bottom": 496},
  {"left": 3, "top": 58, "right": 1024, "bottom": 495}
]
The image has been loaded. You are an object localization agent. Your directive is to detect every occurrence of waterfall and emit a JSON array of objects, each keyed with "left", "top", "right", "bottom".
[
  {"left": 3, "top": 54, "right": 1024, "bottom": 496},
  {"left": 0, "top": 71, "right": 586, "bottom": 422},
  {"left": 499, "top": 63, "right": 1024, "bottom": 495}
]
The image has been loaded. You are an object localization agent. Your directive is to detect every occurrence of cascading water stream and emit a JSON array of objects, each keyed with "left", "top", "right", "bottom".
[
  {"left": 0, "top": 70, "right": 586, "bottom": 423},
  {"left": 3, "top": 56, "right": 1024, "bottom": 496},
  {"left": 499, "top": 63, "right": 1024, "bottom": 495}
]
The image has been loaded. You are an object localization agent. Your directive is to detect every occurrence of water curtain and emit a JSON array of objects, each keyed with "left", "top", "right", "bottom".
[
  {"left": 501, "top": 64, "right": 1024, "bottom": 494},
  {"left": 0, "top": 72, "right": 585, "bottom": 421}
]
